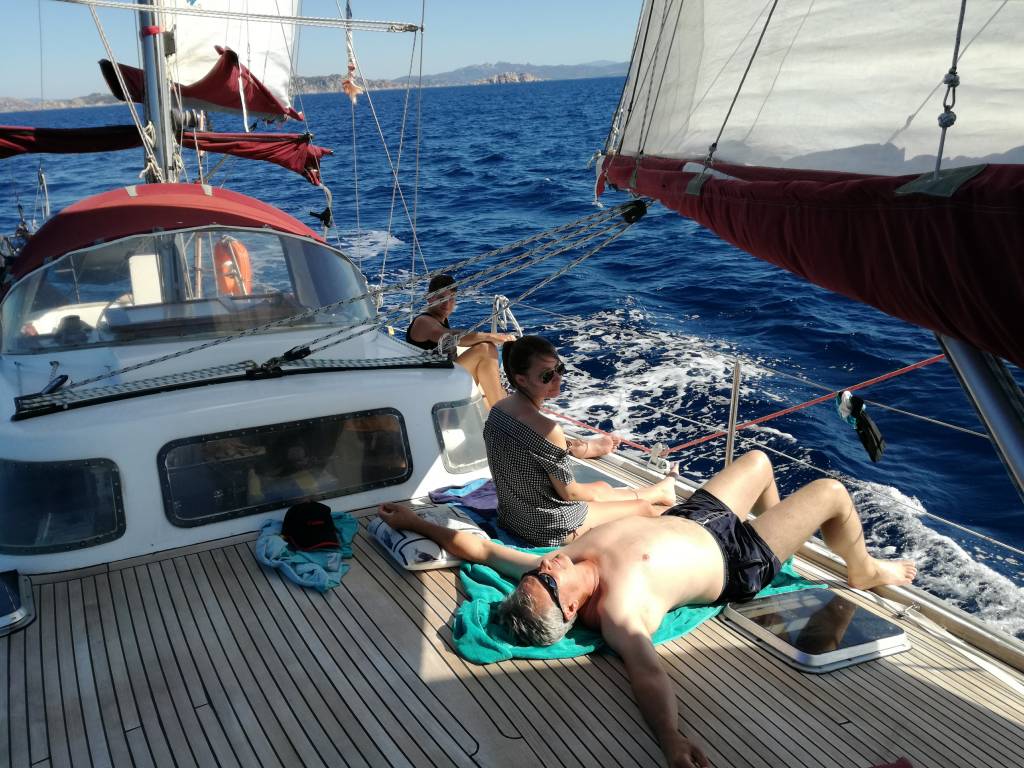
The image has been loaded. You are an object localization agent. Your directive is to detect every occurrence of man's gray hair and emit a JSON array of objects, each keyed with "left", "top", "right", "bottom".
[{"left": 494, "top": 586, "right": 576, "bottom": 646}]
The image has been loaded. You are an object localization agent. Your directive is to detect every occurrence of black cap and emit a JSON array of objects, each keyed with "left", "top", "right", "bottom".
[{"left": 281, "top": 501, "right": 340, "bottom": 551}]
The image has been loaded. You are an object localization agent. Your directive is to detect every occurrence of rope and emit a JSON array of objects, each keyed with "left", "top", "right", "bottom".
[
  {"left": 308, "top": 211, "right": 638, "bottom": 355},
  {"left": 932, "top": 0, "right": 969, "bottom": 179},
  {"left": 669, "top": 354, "right": 947, "bottom": 453},
  {"left": 88, "top": 4, "right": 163, "bottom": 181}
]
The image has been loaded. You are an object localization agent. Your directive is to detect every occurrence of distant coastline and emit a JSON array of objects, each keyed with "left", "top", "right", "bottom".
[{"left": 0, "top": 60, "right": 626, "bottom": 114}]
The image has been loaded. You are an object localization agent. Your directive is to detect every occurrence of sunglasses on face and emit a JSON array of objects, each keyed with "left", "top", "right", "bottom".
[
  {"left": 524, "top": 568, "right": 564, "bottom": 615},
  {"left": 539, "top": 362, "right": 566, "bottom": 384}
]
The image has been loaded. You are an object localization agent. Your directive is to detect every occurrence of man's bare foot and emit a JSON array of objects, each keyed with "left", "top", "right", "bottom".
[{"left": 847, "top": 557, "right": 917, "bottom": 590}]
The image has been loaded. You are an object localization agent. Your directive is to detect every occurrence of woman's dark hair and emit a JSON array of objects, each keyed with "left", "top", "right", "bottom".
[{"left": 501, "top": 335, "right": 558, "bottom": 390}]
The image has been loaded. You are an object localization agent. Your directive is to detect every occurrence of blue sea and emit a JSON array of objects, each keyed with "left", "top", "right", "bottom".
[{"left": 3, "top": 77, "right": 1022, "bottom": 637}]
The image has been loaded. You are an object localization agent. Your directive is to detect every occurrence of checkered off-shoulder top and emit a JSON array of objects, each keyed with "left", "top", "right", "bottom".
[{"left": 483, "top": 406, "right": 588, "bottom": 547}]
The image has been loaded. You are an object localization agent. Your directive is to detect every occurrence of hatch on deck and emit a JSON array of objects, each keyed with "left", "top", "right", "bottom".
[{"left": 723, "top": 588, "right": 910, "bottom": 673}]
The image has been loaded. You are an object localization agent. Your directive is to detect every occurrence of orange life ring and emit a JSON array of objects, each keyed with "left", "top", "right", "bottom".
[{"left": 213, "top": 237, "right": 253, "bottom": 296}]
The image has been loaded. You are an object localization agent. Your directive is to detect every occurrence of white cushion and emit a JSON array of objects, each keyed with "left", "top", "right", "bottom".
[{"left": 367, "top": 504, "right": 490, "bottom": 571}]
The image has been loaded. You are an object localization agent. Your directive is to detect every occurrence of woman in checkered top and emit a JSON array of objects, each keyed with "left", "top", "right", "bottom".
[{"left": 483, "top": 336, "right": 680, "bottom": 547}]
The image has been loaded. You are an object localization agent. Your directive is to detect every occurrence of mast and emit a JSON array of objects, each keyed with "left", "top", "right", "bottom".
[{"left": 137, "top": 0, "right": 177, "bottom": 182}]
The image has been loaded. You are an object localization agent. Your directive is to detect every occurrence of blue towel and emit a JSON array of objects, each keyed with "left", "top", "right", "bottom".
[
  {"left": 255, "top": 511, "right": 358, "bottom": 592},
  {"left": 452, "top": 553, "right": 823, "bottom": 664}
]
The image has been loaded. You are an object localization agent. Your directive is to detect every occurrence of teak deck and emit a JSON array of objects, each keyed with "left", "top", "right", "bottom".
[{"left": 4, "top": 505, "right": 1024, "bottom": 768}]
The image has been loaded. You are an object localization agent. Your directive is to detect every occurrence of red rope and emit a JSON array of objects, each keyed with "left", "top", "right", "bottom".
[
  {"left": 542, "top": 353, "right": 946, "bottom": 458},
  {"left": 540, "top": 406, "right": 651, "bottom": 452},
  {"left": 668, "top": 353, "right": 947, "bottom": 453}
]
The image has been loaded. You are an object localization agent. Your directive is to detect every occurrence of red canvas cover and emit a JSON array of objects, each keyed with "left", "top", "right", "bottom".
[
  {"left": 601, "top": 154, "right": 1024, "bottom": 369},
  {"left": 0, "top": 125, "right": 330, "bottom": 186},
  {"left": 101, "top": 46, "right": 302, "bottom": 122},
  {"left": 8, "top": 183, "right": 321, "bottom": 285},
  {"left": 0, "top": 125, "right": 142, "bottom": 158},
  {"left": 184, "top": 131, "right": 331, "bottom": 185}
]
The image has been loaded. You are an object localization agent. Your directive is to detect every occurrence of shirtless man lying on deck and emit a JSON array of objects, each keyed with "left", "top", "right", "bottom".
[{"left": 378, "top": 450, "right": 916, "bottom": 768}]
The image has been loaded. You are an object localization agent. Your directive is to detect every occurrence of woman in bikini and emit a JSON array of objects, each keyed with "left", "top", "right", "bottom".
[{"left": 484, "top": 335, "right": 679, "bottom": 547}]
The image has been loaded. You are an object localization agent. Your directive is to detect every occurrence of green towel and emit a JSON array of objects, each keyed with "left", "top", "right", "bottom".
[{"left": 452, "top": 552, "right": 823, "bottom": 664}]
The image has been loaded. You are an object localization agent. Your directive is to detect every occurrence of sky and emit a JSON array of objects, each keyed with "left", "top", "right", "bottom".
[{"left": 3, "top": 0, "right": 640, "bottom": 100}]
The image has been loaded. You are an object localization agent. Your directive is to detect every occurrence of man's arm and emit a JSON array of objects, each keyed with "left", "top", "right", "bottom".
[
  {"left": 602, "top": 616, "right": 711, "bottom": 768},
  {"left": 377, "top": 503, "right": 539, "bottom": 578}
]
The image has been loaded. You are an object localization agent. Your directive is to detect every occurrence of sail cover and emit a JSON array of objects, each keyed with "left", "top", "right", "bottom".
[
  {"left": 0, "top": 125, "right": 142, "bottom": 158},
  {"left": 164, "top": 0, "right": 301, "bottom": 120},
  {"left": 0, "top": 125, "right": 329, "bottom": 185},
  {"left": 602, "top": 0, "right": 1024, "bottom": 368}
]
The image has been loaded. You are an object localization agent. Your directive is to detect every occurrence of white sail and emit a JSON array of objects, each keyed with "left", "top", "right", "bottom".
[
  {"left": 612, "top": 0, "right": 1024, "bottom": 174},
  {"left": 163, "top": 0, "right": 301, "bottom": 113}
]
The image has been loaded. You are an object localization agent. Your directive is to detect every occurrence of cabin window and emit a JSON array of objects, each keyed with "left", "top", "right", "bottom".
[
  {"left": 159, "top": 409, "right": 412, "bottom": 527},
  {"left": 432, "top": 396, "right": 488, "bottom": 473},
  {"left": 0, "top": 458, "right": 125, "bottom": 554},
  {"left": 1, "top": 227, "right": 375, "bottom": 354}
]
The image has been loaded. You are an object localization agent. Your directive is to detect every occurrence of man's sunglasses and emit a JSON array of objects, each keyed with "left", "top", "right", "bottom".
[
  {"left": 539, "top": 362, "right": 566, "bottom": 384},
  {"left": 524, "top": 568, "right": 564, "bottom": 615}
]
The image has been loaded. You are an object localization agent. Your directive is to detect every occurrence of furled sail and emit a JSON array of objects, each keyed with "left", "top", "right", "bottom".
[
  {"left": 0, "top": 125, "right": 142, "bottom": 158},
  {"left": 101, "top": 0, "right": 302, "bottom": 122},
  {"left": 0, "top": 125, "right": 329, "bottom": 186},
  {"left": 601, "top": 0, "right": 1024, "bottom": 368},
  {"left": 164, "top": 0, "right": 301, "bottom": 120}
]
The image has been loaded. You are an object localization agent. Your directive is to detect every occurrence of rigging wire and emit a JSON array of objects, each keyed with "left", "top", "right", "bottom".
[{"left": 87, "top": 5, "right": 163, "bottom": 180}]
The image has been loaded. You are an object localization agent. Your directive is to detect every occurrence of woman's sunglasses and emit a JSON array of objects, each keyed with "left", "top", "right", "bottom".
[
  {"left": 539, "top": 362, "right": 566, "bottom": 384},
  {"left": 523, "top": 568, "right": 564, "bottom": 616}
]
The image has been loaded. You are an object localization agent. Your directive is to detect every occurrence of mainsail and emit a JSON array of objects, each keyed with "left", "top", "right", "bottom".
[{"left": 601, "top": 0, "right": 1024, "bottom": 368}]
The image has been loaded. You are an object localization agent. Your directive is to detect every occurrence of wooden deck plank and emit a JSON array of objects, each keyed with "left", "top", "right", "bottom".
[
  {"left": 675, "top": 628, "right": 853, "bottom": 768},
  {"left": 52, "top": 581, "right": 92, "bottom": 768},
  {"left": 194, "top": 704, "right": 242, "bottom": 768},
  {"left": 38, "top": 584, "right": 71, "bottom": 768},
  {"left": 696, "top": 618, "right": 889, "bottom": 766},
  {"left": 252, "top": 549, "right": 461, "bottom": 767},
  {"left": 0, "top": 635, "right": 9, "bottom": 768},
  {"left": 207, "top": 545, "right": 368, "bottom": 768},
  {"left": 65, "top": 579, "right": 113, "bottom": 768},
  {"left": 349, "top": 535, "right": 533, "bottom": 745},
  {"left": 188, "top": 549, "right": 319, "bottom": 768},
  {"left": 78, "top": 578, "right": 133, "bottom": 768},
  {"left": 8, "top": 628, "right": 31, "bottom": 768},
  {"left": 91, "top": 574, "right": 140, "bottom": 735},
  {"left": 138, "top": 563, "right": 208, "bottom": 710},
  {"left": 127, "top": 565, "right": 221, "bottom": 768},
  {"left": 124, "top": 728, "right": 155, "bottom": 768},
  {"left": 166, "top": 557, "right": 283, "bottom": 768},
  {"left": 101, "top": 571, "right": 178, "bottom": 768},
  {"left": 25, "top": 586, "right": 48, "bottom": 765}
]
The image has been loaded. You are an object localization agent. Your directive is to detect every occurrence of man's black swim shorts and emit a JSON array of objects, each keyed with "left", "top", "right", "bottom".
[{"left": 665, "top": 488, "right": 781, "bottom": 603}]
